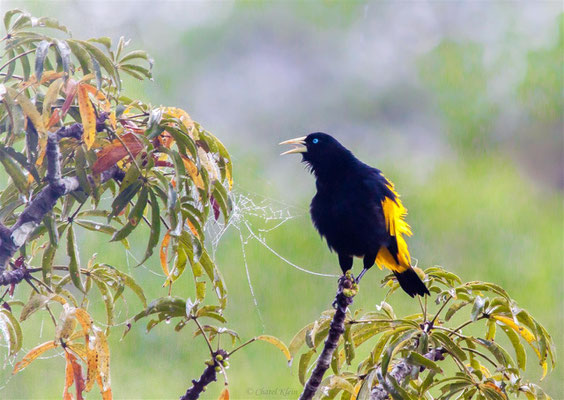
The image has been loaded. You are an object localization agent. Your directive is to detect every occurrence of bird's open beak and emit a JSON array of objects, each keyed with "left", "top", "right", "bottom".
[{"left": 279, "top": 136, "right": 307, "bottom": 155}]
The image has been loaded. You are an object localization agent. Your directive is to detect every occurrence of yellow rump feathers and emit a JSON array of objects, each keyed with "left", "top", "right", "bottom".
[{"left": 375, "top": 178, "right": 412, "bottom": 273}]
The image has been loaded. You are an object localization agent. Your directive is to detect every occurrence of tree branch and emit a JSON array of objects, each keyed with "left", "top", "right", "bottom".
[
  {"left": 370, "top": 347, "right": 446, "bottom": 400},
  {"left": 299, "top": 274, "right": 357, "bottom": 400},
  {"left": 0, "top": 117, "right": 121, "bottom": 281},
  {"left": 180, "top": 349, "right": 228, "bottom": 400}
]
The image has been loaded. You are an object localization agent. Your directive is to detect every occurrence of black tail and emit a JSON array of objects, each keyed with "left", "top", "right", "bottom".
[{"left": 394, "top": 268, "right": 430, "bottom": 298}]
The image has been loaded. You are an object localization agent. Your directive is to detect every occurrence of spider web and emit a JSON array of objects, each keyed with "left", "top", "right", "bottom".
[{"left": 205, "top": 187, "right": 338, "bottom": 331}]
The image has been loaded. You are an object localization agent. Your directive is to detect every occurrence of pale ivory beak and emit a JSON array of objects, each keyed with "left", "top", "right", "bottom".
[{"left": 279, "top": 136, "right": 307, "bottom": 155}]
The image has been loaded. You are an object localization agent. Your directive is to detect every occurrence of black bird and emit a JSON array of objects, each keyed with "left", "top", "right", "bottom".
[{"left": 280, "top": 132, "right": 429, "bottom": 297}]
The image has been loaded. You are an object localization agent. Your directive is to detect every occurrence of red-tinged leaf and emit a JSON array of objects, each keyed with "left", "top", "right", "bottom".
[
  {"left": 78, "top": 84, "right": 96, "bottom": 149},
  {"left": 13, "top": 340, "right": 58, "bottom": 374},
  {"left": 92, "top": 133, "right": 143, "bottom": 174},
  {"left": 46, "top": 108, "right": 61, "bottom": 130},
  {"left": 211, "top": 195, "right": 220, "bottom": 220},
  {"left": 61, "top": 79, "right": 78, "bottom": 117},
  {"left": 68, "top": 352, "right": 85, "bottom": 400}
]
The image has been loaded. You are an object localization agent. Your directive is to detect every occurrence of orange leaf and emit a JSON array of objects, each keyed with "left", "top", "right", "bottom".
[
  {"left": 13, "top": 340, "right": 58, "bottom": 374},
  {"left": 160, "top": 231, "right": 171, "bottom": 277},
  {"left": 85, "top": 333, "right": 98, "bottom": 392},
  {"left": 92, "top": 133, "right": 143, "bottom": 174},
  {"left": 187, "top": 219, "right": 199, "bottom": 239},
  {"left": 74, "top": 308, "right": 93, "bottom": 335},
  {"left": 218, "top": 388, "right": 229, "bottom": 400},
  {"left": 77, "top": 84, "right": 97, "bottom": 149},
  {"left": 81, "top": 83, "right": 111, "bottom": 113},
  {"left": 63, "top": 352, "right": 74, "bottom": 400},
  {"left": 182, "top": 157, "right": 204, "bottom": 189}
]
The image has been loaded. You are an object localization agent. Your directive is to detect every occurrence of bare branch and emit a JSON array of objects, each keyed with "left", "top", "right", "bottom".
[
  {"left": 299, "top": 275, "right": 356, "bottom": 400},
  {"left": 180, "top": 349, "right": 228, "bottom": 400}
]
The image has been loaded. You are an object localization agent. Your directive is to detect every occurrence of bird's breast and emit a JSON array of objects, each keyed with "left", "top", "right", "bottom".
[{"left": 310, "top": 185, "right": 388, "bottom": 256}]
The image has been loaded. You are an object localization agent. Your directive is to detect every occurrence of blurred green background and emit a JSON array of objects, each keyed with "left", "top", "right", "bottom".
[{"left": 1, "top": 1, "right": 562, "bottom": 399}]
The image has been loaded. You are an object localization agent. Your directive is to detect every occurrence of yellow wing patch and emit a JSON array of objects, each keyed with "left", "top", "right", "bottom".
[{"left": 376, "top": 178, "right": 412, "bottom": 273}]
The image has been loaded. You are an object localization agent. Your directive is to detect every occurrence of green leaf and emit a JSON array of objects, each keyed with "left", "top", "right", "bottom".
[
  {"left": 92, "top": 277, "right": 114, "bottom": 333},
  {"left": 137, "top": 189, "right": 161, "bottom": 266},
  {"left": 34, "top": 40, "right": 51, "bottom": 82},
  {"left": 72, "top": 39, "right": 120, "bottom": 91},
  {"left": 75, "top": 219, "right": 116, "bottom": 236},
  {"left": 475, "top": 338, "right": 515, "bottom": 368},
  {"left": 109, "top": 180, "right": 142, "bottom": 220},
  {"left": 42, "top": 244, "right": 56, "bottom": 285},
  {"left": 381, "top": 330, "right": 416, "bottom": 378},
  {"left": 4, "top": 9, "right": 24, "bottom": 31},
  {"left": 65, "top": 39, "right": 91, "bottom": 74},
  {"left": 0, "top": 310, "right": 23, "bottom": 355},
  {"left": 431, "top": 331, "right": 467, "bottom": 362},
  {"left": 0, "top": 147, "right": 28, "bottom": 194},
  {"left": 111, "top": 185, "right": 148, "bottom": 241},
  {"left": 54, "top": 39, "right": 71, "bottom": 79},
  {"left": 298, "top": 350, "right": 316, "bottom": 386},
  {"left": 66, "top": 224, "right": 84, "bottom": 293},
  {"left": 497, "top": 321, "right": 526, "bottom": 370},
  {"left": 405, "top": 351, "right": 443, "bottom": 374},
  {"left": 133, "top": 296, "right": 185, "bottom": 322},
  {"left": 471, "top": 296, "right": 486, "bottom": 322}
]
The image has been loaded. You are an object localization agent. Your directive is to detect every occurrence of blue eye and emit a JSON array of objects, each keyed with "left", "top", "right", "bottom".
[{"left": 312, "top": 138, "right": 319, "bottom": 144}]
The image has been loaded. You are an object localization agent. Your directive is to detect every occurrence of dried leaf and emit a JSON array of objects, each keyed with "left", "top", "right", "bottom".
[
  {"left": 77, "top": 84, "right": 96, "bottom": 149},
  {"left": 255, "top": 335, "right": 291, "bottom": 362},
  {"left": 13, "top": 340, "right": 58, "bottom": 374}
]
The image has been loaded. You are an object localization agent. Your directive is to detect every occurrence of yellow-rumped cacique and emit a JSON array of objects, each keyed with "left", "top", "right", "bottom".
[{"left": 280, "top": 132, "right": 429, "bottom": 297}]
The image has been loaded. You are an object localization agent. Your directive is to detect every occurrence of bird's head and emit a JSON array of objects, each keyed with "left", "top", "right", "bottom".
[{"left": 279, "top": 132, "right": 354, "bottom": 176}]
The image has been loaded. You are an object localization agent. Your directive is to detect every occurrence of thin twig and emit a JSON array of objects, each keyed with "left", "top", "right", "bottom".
[{"left": 430, "top": 295, "right": 452, "bottom": 326}]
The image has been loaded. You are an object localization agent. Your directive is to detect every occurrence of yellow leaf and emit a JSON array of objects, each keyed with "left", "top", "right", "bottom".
[
  {"left": 94, "top": 327, "right": 111, "bottom": 394},
  {"left": 161, "top": 106, "right": 195, "bottom": 136},
  {"left": 42, "top": 78, "right": 64, "bottom": 126},
  {"left": 77, "top": 84, "right": 96, "bottom": 149},
  {"left": 182, "top": 157, "right": 204, "bottom": 189},
  {"left": 13, "top": 340, "right": 58, "bottom": 374},
  {"left": 255, "top": 335, "right": 291, "bottom": 362},
  {"left": 160, "top": 231, "right": 171, "bottom": 277},
  {"left": 492, "top": 314, "right": 548, "bottom": 380},
  {"left": 491, "top": 315, "right": 535, "bottom": 343}
]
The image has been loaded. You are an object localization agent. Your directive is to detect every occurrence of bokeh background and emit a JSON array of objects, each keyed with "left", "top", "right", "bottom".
[{"left": 1, "top": 1, "right": 562, "bottom": 399}]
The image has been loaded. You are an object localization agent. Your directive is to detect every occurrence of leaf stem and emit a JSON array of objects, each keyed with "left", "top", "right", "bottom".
[
  {"left": 192, "top": 317, "right": 214, "bottom": 356},
  {"left": 430, "top": 295, "right": 452, "bottom": 327},
  {"left": 227, "top": 337, "right": 256, "bottom": 357},
  {"left": 461, "top": 347, "right": 498, "bottom": 368},
  {"left": 0, "top": 48, "right": 35, "bottom": 73}
]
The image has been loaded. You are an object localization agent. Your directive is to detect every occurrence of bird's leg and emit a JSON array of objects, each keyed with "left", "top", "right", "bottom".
[
  {"left": 338, "top": 253, "right": 353, "bottom": 279},
  {"left": 357, "top": 253, "right": 378, "bottom": 284}
]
